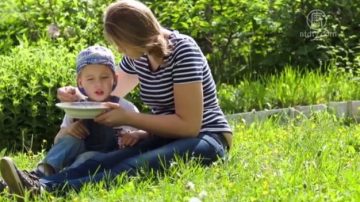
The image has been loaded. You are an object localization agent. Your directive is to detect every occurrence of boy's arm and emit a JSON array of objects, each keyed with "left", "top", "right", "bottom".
[
  {"left": 54, "top": 128, "right": 68, "bottom": 144},
  {"left": 118, "top": 130, "right": 150, "bottom": 148},
  {"left": 54, "top": 120, "right": 89, "bottom": 144},
  {"left": 57, "top": 86, "right": 87, "bottom": 102},
  {"left": 133, "top": 130, "right": 150, "bottom": 139},
  {"left": 54, "top": 114, "right": 73, "bottom": 144}
]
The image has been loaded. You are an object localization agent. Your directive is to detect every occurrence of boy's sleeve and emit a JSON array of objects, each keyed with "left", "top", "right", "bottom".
[
  {"left": 118, "top": 98, "right": 139, "bottom": 113},
  {"left": 60, "top": 115, "right": 74, "bottom": 128},
  {"left": 117, "top": 98, "right": 139, "bottom": 131},
  {"left": 120, "top": 126, "right": 138, "bottom": 132}
]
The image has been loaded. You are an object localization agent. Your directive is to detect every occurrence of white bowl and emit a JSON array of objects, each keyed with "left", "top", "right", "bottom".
[{"left": 56, "top": 102, "right": 109, "bottom": 119}]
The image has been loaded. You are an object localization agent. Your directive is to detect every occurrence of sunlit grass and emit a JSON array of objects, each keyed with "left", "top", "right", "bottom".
[{"left": 1, "top": 113, "right": 360, "bottom": 201}]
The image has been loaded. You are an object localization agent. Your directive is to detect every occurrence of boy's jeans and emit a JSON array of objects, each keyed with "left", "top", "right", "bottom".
[{"left": 41, "top": 135, "right": 99, "bottom": 173}]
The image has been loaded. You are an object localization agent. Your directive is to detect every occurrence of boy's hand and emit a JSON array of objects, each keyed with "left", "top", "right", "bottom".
[
  {"left": 118, "top": 130, "right": 149, "bottom": 148},
  {"left": 67, "top": 120, "right": 89, "bottom": 139},
  {"left": 57, "top": 86, "right": 84, "bottom": 102}
]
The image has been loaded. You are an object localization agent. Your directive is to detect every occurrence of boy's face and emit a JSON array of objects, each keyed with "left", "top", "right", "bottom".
[{"left": 77, "top": 64, "right": 116, "bottom": 101}]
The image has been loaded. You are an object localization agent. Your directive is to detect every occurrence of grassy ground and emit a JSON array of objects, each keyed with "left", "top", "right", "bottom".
[{"left": 1, "top": 113, "right": 360, "bottom": 201}]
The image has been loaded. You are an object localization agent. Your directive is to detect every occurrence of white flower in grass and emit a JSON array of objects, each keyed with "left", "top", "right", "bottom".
[
  {"left": 47, "top": 23, "right": 60, "bottom": 39},
  {"left": 189, "top": 197, "right": 202, "bottom": 202},
  {"left": 199, "top": 190, "right": 207, "bottom": 199},
  {"left": 185, "top": 181, "right": 195, "bottom": 191},
  {"left": 170, "top": 161, "right": 178, "bottom": 167}
]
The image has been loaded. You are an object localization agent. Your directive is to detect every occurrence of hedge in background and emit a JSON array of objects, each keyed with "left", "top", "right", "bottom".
[
  {"left": 0, "top": 42, "right": 77, "bottom": 151},
  {"left": 218, "top": 67, "right": 360, "bottom": 113},
  {"left": 0, "top": 41, "right": 147, "bottom": 152},
  {"left": 1, "top": 0, "right": 359, "bottom": 84},
  {"left": 0, "top": 0, "right": 111, "bottom": 52}
]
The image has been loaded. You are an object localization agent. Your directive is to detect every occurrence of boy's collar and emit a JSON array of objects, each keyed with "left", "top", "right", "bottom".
[{"left": 81, "top": 95, "right": 120, "bottom": 103}]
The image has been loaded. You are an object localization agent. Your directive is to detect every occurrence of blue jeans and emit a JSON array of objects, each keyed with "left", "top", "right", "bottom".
[
  {"left": 40, "top": 132, "right": 227, "bottom": 192},
  {"left": 41, "top": 135, "right": 86, "bottom": 172},
  {"left": 67, "top": 151, "right": 105, "bottom": 170}
]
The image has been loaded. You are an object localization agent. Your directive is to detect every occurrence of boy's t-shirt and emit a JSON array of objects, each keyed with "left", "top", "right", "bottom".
[{"left": 59, "top": 97, "right": 138, "bottom": 151}]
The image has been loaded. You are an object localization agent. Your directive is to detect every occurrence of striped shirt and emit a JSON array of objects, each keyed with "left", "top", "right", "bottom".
[{"left": 120, "top": 30, "right": 231, "bottom": 134}]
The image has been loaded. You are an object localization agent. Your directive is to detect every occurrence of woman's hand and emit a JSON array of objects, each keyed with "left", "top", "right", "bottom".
[
  {"left": 94, "top": 102, "right": 129, "bottom": 127},
  {"left": 57, "top": 86, "right": 83, "bottom": 102},
  {"left": 66, "top": 120, "right": 89, "bottom": 139}
]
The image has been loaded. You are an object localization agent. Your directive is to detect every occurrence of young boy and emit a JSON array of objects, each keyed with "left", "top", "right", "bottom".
[
  {"left": 4, "top": 45, "right": 149, "bottom": 182},
  {"left": 37, "top": 45, "right": 149, "bottom": 177}
]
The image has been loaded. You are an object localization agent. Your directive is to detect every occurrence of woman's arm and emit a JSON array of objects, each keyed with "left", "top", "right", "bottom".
[
  {"left": 95, "top": 82, "right": 203, "bottom": 138},
  {"left": 54, "top": 121, "right": 89, "bottom": 143},
  {"left": 112, "top": 69, "right": 139, "bottom": 97},
  {"left": 128, "top": 82, "right": 203, "bottom": 137}
]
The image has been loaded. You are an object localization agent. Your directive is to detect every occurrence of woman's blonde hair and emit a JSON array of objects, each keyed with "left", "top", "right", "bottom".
[{"left": 104, "top": 0, "right": 170, "bottom": 58}]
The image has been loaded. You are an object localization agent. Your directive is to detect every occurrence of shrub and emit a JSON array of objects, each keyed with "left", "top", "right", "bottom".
[
  {"left": 0, "top": 41, "right": 148, "bottom": 152},
  {"left": 0, "top": 0, "right": 113, "bottom": 53},
  {"left": 0, "top": 41, "right": 77, "bottom": 151},
  {"left": 217, "top": 66, "right": 360, "bottom": 113},
  {"left": 1, "top": 0, "right": 359, "bottom": 84}
]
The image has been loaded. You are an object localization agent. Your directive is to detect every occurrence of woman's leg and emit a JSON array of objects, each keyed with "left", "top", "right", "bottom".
[
  {"left": 111, "top": 132, "right": 226, "bottom": 173},
  {"left": 65, "top": 151, "right": 105, "bottom": 170},
  {"left": 41, "top": 132, "right": 225, "bottom": 192}
]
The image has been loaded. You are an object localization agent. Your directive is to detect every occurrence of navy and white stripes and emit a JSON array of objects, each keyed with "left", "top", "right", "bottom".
[{"left": 120, "top": 30, "right": 231, "bottom": 134}]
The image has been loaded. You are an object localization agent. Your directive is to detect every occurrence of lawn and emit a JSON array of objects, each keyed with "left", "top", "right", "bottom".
[{"left": 1, "top": 113, "right": 360, "bottom": 201}]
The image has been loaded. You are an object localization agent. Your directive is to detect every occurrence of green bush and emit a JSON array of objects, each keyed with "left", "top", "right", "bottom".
[
  {"left": 0, "top": 0, "right": 113, "bottom": 52},
  {"left": 217, "top": 66, "right": 360, "bottom": 113},
  {"left": 1, "top": 0, "right": 359, "bottom": 84},
  {"left": 0, "top": 41, "right": 77, "bottom": 151},
  {"left": 147, "top": 0, "right": 360, "bottom": 82},
  {"left": 0, "top": 41, "right": 148, "bottom": 152}
]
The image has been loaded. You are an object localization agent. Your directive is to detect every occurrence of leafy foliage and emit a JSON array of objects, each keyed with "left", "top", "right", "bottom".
[
  {"left": 0, "top": 42, "right": 146, "bottom": 151},
  {"left": 218, "top": 67, "right": 360, "bottom": 113},
  {"left": 1, "top": 0, "right": 359, "bottom": 83},
  {"left": 146, "top": 0, "right": 360, "bottom": 82},
  {"left": 0, "top": 0, "right": 112, "bottom": 52},
  {"left": 0, "top": 42, "right": 76, "bottom": 151}
]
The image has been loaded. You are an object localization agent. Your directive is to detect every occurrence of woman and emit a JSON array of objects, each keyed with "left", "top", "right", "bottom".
[{"left": 1, "top": 0, "right": 232, "bottom": 196}]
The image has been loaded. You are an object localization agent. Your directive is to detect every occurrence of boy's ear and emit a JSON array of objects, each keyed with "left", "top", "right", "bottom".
[
  {"left": 77, "top": 77, "right": 83, "bottom": 88},
  {"left": 114, "top": 73, "right": 119, "bottom": 82},
  {"left": 112, "top": 73, "right": 118, "bottom": 91}
]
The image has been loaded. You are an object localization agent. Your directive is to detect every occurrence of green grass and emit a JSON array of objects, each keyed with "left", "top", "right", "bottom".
[{"left": 1, "top": 113, "right": 360, "bottom": 201}]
